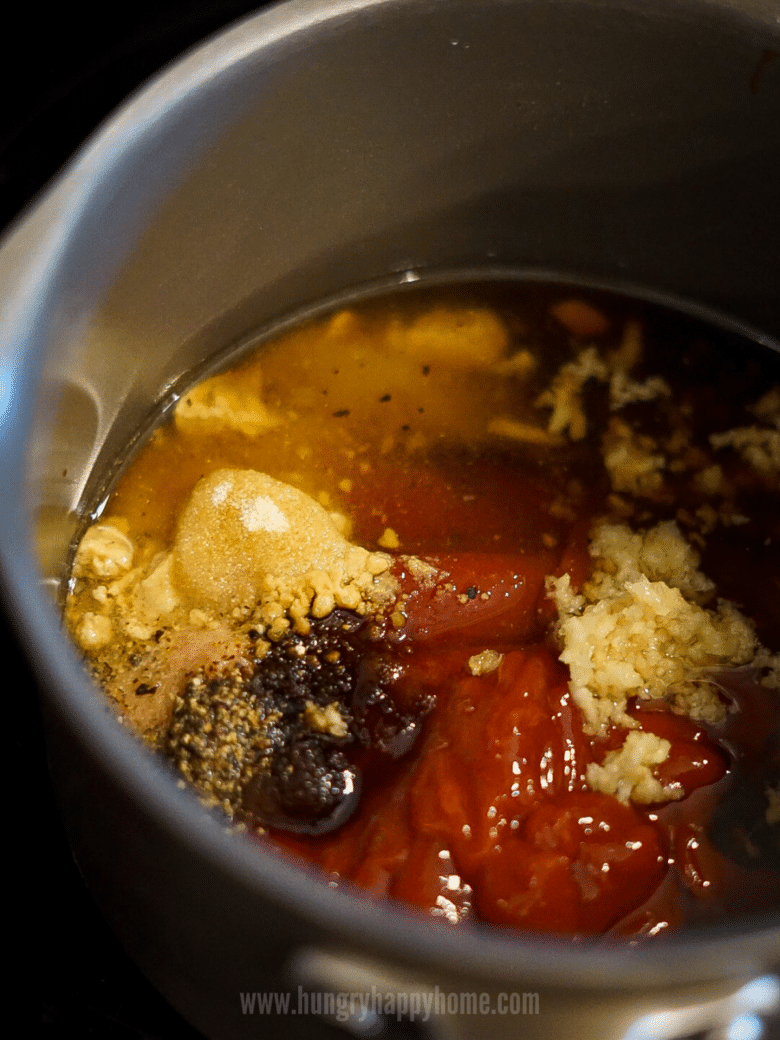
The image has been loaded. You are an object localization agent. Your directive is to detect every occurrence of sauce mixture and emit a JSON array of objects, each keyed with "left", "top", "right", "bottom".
[{"left": 65, "top": 281, "right": 780, "bottom": 938}]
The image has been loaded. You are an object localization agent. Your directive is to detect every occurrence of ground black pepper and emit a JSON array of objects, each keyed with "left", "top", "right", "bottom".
[{"left": 164, "top": 610, "right": 424, "bottom": 832}]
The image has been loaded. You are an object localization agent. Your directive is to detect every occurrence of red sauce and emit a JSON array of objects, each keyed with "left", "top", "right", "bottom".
[
  {"left": 71, "top": 280, "right": 780, "bottom": 938},
  {"left": 263, "top": 453, "right": 779, "bottom": 937}
]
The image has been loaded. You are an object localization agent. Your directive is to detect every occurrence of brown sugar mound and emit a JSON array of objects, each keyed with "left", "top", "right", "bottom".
[{"left": 173, "top": 469, "right": 395, "bottom": 633}]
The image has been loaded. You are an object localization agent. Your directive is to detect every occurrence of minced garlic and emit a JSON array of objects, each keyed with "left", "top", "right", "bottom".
[
  {"left": 468, "top": 650, "right": 503, "bottom": 676},
  {"left": 587, "top": 730, "right": 679, "bottom": 805},
  {"left": 547, "top": 520, "right": 759, "bottom": 736}
]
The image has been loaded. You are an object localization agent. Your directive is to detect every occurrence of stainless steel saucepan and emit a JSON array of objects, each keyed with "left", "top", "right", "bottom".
[{"left": 1, "top": 2, "right": 779, "bottom": 1038}]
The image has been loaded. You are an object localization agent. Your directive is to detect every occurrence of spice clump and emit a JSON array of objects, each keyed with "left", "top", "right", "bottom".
[
  {"left": 173, "top": 469, "right": 395, "bottom": 636},
  {"left": 166, "top": 611, "right": 366, "bottom": 830},
  {"left": 165, "top": 609, "right": 423, "bottom": 832}
]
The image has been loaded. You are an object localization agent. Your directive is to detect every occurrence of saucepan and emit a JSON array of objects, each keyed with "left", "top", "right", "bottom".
[{"left": 1, "top": 1, "right": 779, "bottom": 1038}]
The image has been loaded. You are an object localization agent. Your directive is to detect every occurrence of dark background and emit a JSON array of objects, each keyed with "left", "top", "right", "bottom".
[{"left": 1, "top": 4, "right": 267, "bottom": 235}]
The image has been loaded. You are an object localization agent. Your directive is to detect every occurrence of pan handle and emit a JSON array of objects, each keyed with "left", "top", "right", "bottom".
[
  {"left": 289, "top": 946, "right": 780, "bottom": 1040},
  {"left": 622, "top": 974, "right": 780, "bottom": 1040}
]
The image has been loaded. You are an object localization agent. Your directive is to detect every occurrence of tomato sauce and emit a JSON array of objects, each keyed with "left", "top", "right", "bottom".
[
  {"left": 263, "top": 452, "right": 777, "bottom": 937},
  {"left": 66, "top": 280, "right": 780, "bottom": 938}
]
